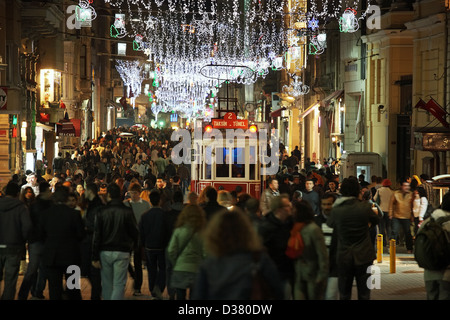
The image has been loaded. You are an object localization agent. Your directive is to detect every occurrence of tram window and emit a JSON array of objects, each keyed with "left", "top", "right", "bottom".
[
  {"left": 231, "top": 148, "right": 245, "bottom": 178},
  {"left": 249, "top": 146, "right": 256, "bottom": 180},
  {"left": 205, "top": 147, "right": 212, "bottom": 179},
  {"left": 216, "top": 147, "right": 228, "bottom": 177}
]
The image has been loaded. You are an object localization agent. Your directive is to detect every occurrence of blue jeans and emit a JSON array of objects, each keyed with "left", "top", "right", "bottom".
[
  {"left": 390, "top": 218, "right": 413, "bottom": 251},
  {"left": 99, "top": 251, "right": 130, "bottom": 300},
  {"left": 18, "top": 242, "right": 43, "bottom": 300},
  {"left": 0, "top": 249, "right": 22, "bottom": 300}
]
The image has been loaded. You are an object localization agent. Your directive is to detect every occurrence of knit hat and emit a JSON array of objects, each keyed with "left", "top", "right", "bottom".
[{"left": 382, "top": 179, "right": 391, "bottom": 187}]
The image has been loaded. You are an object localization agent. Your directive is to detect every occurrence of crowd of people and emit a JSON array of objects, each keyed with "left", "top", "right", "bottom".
[{"left": 0, "top": 126, "right": 449, "bottom": 301}]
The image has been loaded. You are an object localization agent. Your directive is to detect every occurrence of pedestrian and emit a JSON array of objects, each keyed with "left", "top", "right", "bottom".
[
  {"left": 40, "top": 185, "right": 85, "bottom": 300},
  {"left": 167, "top": 204, "right": 207, "bottom": 300},
  {"left": 421, "top": 192, "right": 450, "bottom": 300},
  {"left": 18, "top": 181, "right": 52, "bottom": 300},
  {"left": 412, "top": 187, "right": 428, "bottom": 236},
  {"left": 389, "top": 180, "right": 414, "bottom": 253},
  {"left": 123, "top": 182, "right": 151, "bottom": 296},
  {"left": 260, "top": 177, "right": 280, "bottom": 216},
  {"left": 319, "top": 192, "right": 339, "bottom": 300},
  {"left": 326, "top": 177, "right": 380, "bottom": 300},
  {"left": 139, "top": 189, "right": 172, "bottom": 300},
  {"left": 80, "top": 183, "right": 105, "bottom": 300},
  {"left": 258, "top": 194, "right": 294, "bottom": 299},
  {"left": 291, "top": 200, "right": 329, "bottom": 300},
  {"left": 199, "top": 187, "right": 228, "bottom": 221},
  {"left": 420, "top": 174, "right": 437, "bottom": 209},
  {"left": 302, "top": 179, "right": 321, "bottom": 224},
  {"left": 92, "top": 183, "right": 139, "bottom": 300},
  {"left": 0, "top": 181, "right": 32, "bottom": 300},
  {"left": 373, "top": 179, "right": 394, "bottom": 247},
  {"left": 192, "top": 209, "right": 285, "bottom": 300}
]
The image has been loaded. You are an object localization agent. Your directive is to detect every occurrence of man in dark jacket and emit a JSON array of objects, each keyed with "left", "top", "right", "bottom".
[
  {"left": 0, "top": 181, "right": 32, "bottom": 300},
  {"left": 81, "top": 183, "right": 105, "bottom": 300},
  {"left": 139, "top": 189, "right": 172, "bottom": 300},
  {"left": 258, "top": 194, "right": 294, "bottom": 298},
  {"left": 326, "top": 177, "right": 380, "bottom": 300},
  {"left": 18, "top": 181, "right": 52, "bottom": 300},
  {"left": 200, "top": 187, "right": 227, "bottom": 221},
  {"left": 40, "top": 185, "right": 85, "bottom": 300},
  {"left": 92, "top": 183, "right": 139, "bottom": 300}
]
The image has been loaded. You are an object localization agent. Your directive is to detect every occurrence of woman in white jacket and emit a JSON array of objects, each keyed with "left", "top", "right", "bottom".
[
  {"left": 373, "top": 179, "right": 394, "bottom": 247},
  {"left": 412, "top": 187, "right": 428, "bottom": 235}
]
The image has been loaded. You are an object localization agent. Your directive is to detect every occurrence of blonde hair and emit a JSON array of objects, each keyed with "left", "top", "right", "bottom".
[
  {"left": 203, "top": 208, "right": 262, "bottom": 257},
  {"left": 217, "top": 190, "right": 232, "bottom": 208}
]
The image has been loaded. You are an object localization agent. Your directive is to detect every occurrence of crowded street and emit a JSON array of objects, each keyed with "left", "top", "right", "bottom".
[{"left": 1, "top": 0, "right": 450, "bottom": 309}]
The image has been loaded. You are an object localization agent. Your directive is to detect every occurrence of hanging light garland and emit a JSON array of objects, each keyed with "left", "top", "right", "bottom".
[
  {"left": 98, "top": 0, "right": 375, "bottom": 116},
  {"left": 115, "top": 60, "right": 145, "bottom": 108}
]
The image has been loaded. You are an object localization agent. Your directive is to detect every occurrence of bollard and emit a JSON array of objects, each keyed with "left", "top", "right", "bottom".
[
  {"left": 389, "top": 239, "right": 396, "bottom": 273},
  {"left": 377, "top": 234, "right": 383, "bottom": 263}
]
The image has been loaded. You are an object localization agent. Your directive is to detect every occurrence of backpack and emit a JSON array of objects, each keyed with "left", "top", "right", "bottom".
[
  {"left": 285, "top": 222, "right": 306, "bottom": 259},
  {"left": 414, "top": 215, "right": 450, "bottom": 270}
]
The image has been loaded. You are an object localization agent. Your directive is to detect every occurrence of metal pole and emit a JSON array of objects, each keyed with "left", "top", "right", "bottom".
[
  {"left": 377, "top": 234, "right": 383, "bottom": 263},
  {"left": 389, "top": 239, "right": 396, "bottom": 273}
]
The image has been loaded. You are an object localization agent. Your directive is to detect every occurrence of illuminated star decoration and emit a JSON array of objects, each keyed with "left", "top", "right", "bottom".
[
  {"left": 308, "top": 17, "right": 319, "bottom": 31},
  {"left": 193, "top": 13, "right": 217, "bottom": 37}
]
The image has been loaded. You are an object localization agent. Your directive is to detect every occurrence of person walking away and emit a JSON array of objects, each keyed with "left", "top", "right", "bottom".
[
  {"left": 326, "top": 178, "right": 380, "bottom": 300},
  {"left": 0, "top": 182, "right": 32, "bottom": 300},
  {"left": 420, "top": 192, "right": 450, "bottom": 300},
  {"left": 291, "top": 200, "right": 329, "bottom": 300},
  {"left": 167, "top": 204, "right": 207, "bottom": 300},
  {"left": 39, "top": 186, "right": 85, "bottom": 300},
  {"left": 258, "top": 194, "right": 294, "bottom": 298},
  {"left": 123, "top": 182, "right": 151, "bottom": 296},
  {"left": 389, "top": 180, "right": 414, "bottom": 253},
  {"left": 192, "top": 209, "right": 285, "bottom": 300},
  {"left": 373, "top": 179, "right": 394, "bottom": 248},
  {"left": 139, "top": 189, "right": 172, "bottom": 300},
  {"left": 320, "top": 193, "right": 339, "bottom": 300},
  {"left": 92, "top": 183, "right": 139, "bottom": 300},
  {"left": 80, "top": 183, "right": 105, "bottom": 300},
  {"left": 18, "top": 182, "right": 52, "bottom": 300}
]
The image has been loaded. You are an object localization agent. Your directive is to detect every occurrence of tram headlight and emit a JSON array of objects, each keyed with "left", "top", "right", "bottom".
[
  {"left": 249, "top": 124, "right": 258, "bottom": 133},
  {"left": 204, "top": 124, "right": 213, "bottom": 133}
]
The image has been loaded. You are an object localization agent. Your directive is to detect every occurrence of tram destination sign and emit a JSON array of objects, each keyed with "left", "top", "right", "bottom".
[{"left": 211, "top": 112, "right": 248, "bottom": 129}]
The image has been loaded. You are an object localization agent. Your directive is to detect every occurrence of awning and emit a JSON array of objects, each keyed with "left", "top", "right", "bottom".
[
  {"left": 36, "top": 123, "right": 54, "bottom": 131},
  {"left": 56, "top": 120, "right": 76, "bottom": 137},
  {"left": 323, "top": 89, "right": 344, "bottom": 104},
  {"left": 270, "top": 107, "right": 286, "bottom": 118},
  {"left": 300, "top": 102, "right": 320, "bottom": 119}
]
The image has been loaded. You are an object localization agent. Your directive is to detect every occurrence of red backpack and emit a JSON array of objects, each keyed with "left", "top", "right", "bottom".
[{"left": 285, "top": 222, "right": 306, "bottom": 259}]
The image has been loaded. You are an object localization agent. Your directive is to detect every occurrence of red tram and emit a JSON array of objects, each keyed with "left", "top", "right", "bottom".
[{"left": 190, "top": 112, "right": 271, "bottom": 199}]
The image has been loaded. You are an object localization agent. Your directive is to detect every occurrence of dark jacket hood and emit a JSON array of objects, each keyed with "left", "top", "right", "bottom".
[{"left": 0, "top": 197, "right": 24, "bottom": 212}]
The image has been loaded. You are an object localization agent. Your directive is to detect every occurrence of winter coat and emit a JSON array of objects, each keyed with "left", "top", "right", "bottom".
[{"left": 327, "top": 197, "right": 380, "bottom": 266}]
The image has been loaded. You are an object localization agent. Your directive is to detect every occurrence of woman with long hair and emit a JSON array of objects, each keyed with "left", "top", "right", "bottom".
[
  {"left": 167, "top": 204, "right": 207, "bottom": 300},
  {"left": 191, "top": 208, "right": 285, "bottom": 300},
  {"left": 20, "top": 186, "right": 36, "bottom": 209}
]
